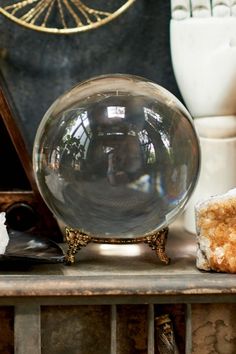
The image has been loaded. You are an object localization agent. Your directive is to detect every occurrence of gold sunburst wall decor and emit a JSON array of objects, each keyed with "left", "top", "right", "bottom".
[{"left": 0, "top": 0, "right": 136, "bottom": 34}]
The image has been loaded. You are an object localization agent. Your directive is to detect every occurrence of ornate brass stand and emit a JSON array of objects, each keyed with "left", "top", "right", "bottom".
[{"left": 65, "top": 227, "right": 170, "bottom": 265}]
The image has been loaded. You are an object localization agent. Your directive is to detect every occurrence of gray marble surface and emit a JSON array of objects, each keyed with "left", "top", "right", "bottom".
[{"left": 0, "top": 218, "right": 236, "bottom": 299}]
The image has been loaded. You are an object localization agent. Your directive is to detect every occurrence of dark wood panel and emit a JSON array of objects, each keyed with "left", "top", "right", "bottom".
[
  {"left": 117, "top": 304, "right": 148, "bottom": 354},
  {"left": 0, "top": 306, "right": 14, "bottom": 354},
  {"left": 0, "top": 89, "right": 62, "bottom": 239}
]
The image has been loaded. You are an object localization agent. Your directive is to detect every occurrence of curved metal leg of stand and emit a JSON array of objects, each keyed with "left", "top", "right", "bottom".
[
  {"left": 145, "top": 228, "right": 170, "bottom": 265},
  {"left": 65, "top": 228, "right": 91, "bottom": 265}
]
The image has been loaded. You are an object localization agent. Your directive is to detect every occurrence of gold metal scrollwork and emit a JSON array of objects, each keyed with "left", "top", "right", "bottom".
[
  {"left": 0, "top": 0, "right": 136, "bottom": 34},
  {"left": 64, "top": 227, "right": 170, "bottom": 265}
]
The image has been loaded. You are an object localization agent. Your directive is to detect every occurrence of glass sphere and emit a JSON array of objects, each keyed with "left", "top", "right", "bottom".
[{"left": 33, "top": 74, "right": 200, "bottom": 238}]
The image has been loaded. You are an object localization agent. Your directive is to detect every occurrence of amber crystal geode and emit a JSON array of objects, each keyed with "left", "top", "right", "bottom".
[
  {"left": 196, "top": 189, "right": 236, "bottom": 273},
  {"left": 33, "top": 74, "right": 200, "bottom": 239}
]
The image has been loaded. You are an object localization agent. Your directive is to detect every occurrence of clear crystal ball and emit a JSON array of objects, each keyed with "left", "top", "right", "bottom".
[{"left": 33, "top": 74, "right": 200, "bottom": 238}]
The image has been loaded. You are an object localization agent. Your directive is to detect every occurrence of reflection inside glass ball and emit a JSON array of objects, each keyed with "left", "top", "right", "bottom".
[{"left": 33, "top": 75, "right": 200, "bottom": 238}]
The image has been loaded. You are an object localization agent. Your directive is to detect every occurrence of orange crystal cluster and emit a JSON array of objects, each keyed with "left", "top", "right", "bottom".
[{"left": 196, "top": 192, "right": 236, "bottom": 273}]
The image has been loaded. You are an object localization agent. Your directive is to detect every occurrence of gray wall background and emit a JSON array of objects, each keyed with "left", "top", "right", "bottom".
[{"left": 0, "top": 0, "right": 181, "bottom": 153}]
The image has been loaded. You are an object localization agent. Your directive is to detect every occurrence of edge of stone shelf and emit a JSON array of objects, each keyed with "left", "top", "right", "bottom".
[{"left": 0, "top": 217, "right": 235, "bottom": 299}]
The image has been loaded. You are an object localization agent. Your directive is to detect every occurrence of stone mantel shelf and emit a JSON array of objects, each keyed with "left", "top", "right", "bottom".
[{"left": 0, "top": 218, "right": 236, "bottom": 303}]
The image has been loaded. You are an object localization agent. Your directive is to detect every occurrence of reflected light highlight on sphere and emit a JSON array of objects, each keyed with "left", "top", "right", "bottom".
[{"left": 33, "top": 74, "right": 200, "bottom": 238}]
